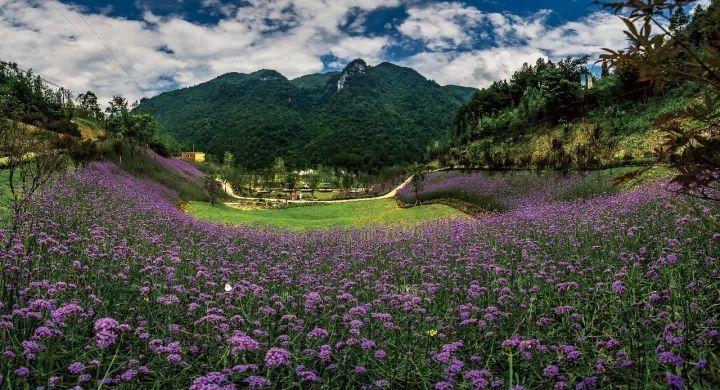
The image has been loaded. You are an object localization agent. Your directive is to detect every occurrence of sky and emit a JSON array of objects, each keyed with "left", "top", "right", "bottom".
[{"left": 0, "top": 0, "right": 648, "bottom": 104}]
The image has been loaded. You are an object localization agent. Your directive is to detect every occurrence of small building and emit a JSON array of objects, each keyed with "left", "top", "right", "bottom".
[{"left": 180, "top": 151, "right": 206, "bottom": 163}]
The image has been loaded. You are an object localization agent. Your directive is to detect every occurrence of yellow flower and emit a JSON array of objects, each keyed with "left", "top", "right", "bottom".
[{"left": 426, "top": 329, "right": 438, "bottom": 337}]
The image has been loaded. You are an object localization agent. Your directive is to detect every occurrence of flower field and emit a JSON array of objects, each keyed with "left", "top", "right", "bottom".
[
  {"left": 1, "top": 162, "right": 718, "bottom": 388},
  {"left": 396, "top": 170, "right": 622, "bottom": 210}
]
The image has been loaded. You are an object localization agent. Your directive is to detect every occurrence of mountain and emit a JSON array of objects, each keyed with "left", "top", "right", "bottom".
[{"left": 137, "top": 59, "right": 476, "bottom": 171}]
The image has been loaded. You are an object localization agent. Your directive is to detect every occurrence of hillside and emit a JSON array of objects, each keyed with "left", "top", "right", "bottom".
[{"left": 136, "top": 59, "right": 476, "bottom": 171}]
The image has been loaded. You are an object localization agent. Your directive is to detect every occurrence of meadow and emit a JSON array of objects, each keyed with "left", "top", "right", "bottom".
[
  {"left": 187, "top": 199, "right": 462, "bottom": 231},
  {"left": 0, "top": 170, "right": 10, "bottom": 222},
  {"left": 0, "top": 162, "right": 718, "bottom": 389}
]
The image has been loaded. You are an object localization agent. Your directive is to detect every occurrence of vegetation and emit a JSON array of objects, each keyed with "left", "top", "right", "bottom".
[
  {"left": 100, "top": 143, "right": 208, "bottom": 201},
  {"left": 187, "top": 198, "right": 462, "bottom": 231},
  {"left": 602, "top": 0, "right": 720, "bottom": 201},
  {"left": 0, "top": 170, "right": 11, "bottom": 222},
  {"left": 0, "top": 61, "right": 77, "bottom": 136},
  {"left": 0, "top": 106, "right": 68, "bottom": 236},
  {"left": 136, "top": 59, "right": 475, "bottom": 172},
  {"left": 446, "top": 0, "right": 719, "bottom": 175},
  {"left": 1, "top": 163, "right": 717, "bottom": 388}
]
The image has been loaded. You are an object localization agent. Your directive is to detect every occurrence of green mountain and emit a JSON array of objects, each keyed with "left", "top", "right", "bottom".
[{"left": 137, "top": 59, "right": 476, "bottom": 171}]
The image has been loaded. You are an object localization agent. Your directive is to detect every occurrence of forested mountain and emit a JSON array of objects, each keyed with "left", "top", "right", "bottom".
[{"left": 136, "top": 59, "right": 476, "bottom": 171}]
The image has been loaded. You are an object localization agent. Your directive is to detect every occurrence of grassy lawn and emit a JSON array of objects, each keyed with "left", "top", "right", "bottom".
[
  {"left": 187, "top": 199, "right": 464, "bottom": 231},
  {"left": 0, "top": 170, "right": 11, "bottom": 223}
]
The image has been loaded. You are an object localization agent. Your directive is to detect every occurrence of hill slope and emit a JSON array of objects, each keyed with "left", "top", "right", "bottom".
[{"left": 137, "top": 59, "right": 475, "bottom": 171}]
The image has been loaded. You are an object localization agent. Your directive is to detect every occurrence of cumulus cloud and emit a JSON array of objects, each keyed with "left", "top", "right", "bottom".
[
  {"left": 0, "top": 0, "right": 396, "bottom": 103},
  {"left": 0, "top": 0, "right": 632, "bottom": 103},
  {"left": 398, "top": 6, "right": 629, "bottom": 88},
  {"left": 397, "top": 2, "right": 485, "bottom": 50}
]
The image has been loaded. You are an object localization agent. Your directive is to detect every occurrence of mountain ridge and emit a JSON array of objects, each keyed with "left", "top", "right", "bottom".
[{"left": 137, "top": 59, "right": 476, "bottom": 171}]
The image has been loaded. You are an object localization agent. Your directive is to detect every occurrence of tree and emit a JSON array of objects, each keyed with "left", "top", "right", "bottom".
[
  {"left": 1, "top": 108, "right": 67, "bottom": 240},
  {"left": 407, "top": 162, "right": 428, "bottom": 205},
  {"left": 104, "top": 95, "right": 157, "bottom": 163},
  {"left": 285, "top": 171, "right": 298, "bottom": 192},
  {"left": 76, "top": 91, "right": 103, "bottom": 121},
  {"left": 305, "top": 171, "right": 320, "bottom": 199},
  {"left": 203, "top": 171, "right": 223, "bottom": 206},
  {"left": 602, "top": 0, "right": 720, "bottom": 201},
  {"left": 272, "top": 157, "right": 286, "bottom": 188}
]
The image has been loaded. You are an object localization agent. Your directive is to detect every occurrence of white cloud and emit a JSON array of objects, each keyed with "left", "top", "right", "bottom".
[
  {"left": 397, "top": 2, "right": 485, "bottom": 50},
  {"left": 0, "top": 0, "right": 397, "bottom": 104},
  {"left": 399, "top": 47, "right": 547, "bottom": 88},
  {"left": 398, "top": 7, "right": 629, "bottom": 88},
  {"left": 0, "top": 0, "right": 632, "bottom": 103}
]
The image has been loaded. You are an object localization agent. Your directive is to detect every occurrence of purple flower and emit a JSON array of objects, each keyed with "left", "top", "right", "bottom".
[
  {"left": 307, "top": 327, "right": 329, "bottom": 340},
  {"left": 264, "top": 347, "right": 291, "bottom": 367},
  {"left": 120, "top": 369, "right": 137, "bottom": 381},
  {"left": 543, "top": 364, "right": 560, "bottom": 378},
  {"left": 68, "top": 362, "right": 86, "bottom": 374},
  {"left": 167, "top": 354, "right": 183, "bottom": 364},
  {"left": 246, "top": 376, "right": 272, "bottom": 389},
  {"left": 228, "top": 333, "right": 260, "bottom": 354},
  {"left": 14, "top": 367, "right": 30, "bottom": 378},
  {"left": 611, "top": 280, "right": 626, "bottom": 294},
  {"left": 94, "top": 317, "right": 120, "bottom": 348},
  {"left": 190, "top": 372, "right": 233, "bottom": 390},
  {"left": 666, "top": 374, "right": 684, "bottom": 390}
]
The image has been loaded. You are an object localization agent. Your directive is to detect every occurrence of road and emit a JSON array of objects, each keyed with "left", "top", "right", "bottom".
[{"left": 220, "top": 175, "right": 412, "bottom": 204}]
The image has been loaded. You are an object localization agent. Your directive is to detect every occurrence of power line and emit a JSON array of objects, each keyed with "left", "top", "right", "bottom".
[
  {"left": 45, "top": 0, "right": 143, "bottom": 94},
  {"left": 2, "top": 61, "right": 64, "bottom": 89}
]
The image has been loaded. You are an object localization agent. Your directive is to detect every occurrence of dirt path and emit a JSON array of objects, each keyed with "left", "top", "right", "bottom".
[{"left": 221, "top": 175, "right": 412, "bottom": 205}]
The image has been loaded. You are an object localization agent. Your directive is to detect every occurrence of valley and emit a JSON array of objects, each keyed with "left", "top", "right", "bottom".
[{"left": 1, "top": 1, "right": 719, "bottom": 389}]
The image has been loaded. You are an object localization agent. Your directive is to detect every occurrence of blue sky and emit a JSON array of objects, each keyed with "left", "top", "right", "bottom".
[{"left": 0, "top": 0, "right": 638, "bottom": 103}]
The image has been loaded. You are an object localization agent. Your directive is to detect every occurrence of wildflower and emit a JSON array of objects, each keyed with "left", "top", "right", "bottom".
[
  {"left": 246, "top": 376, "right": 272, "bottom": 389},
  {"left": 307, "top": 327, "right": 328, "bottom": 340},
  {"left": 666, "top": 374, "right": 684, "bottom": 390},
  {"left": 264, "top": 347, "right": 291, "bottom": 367},
  {"left": 167, "top": 354, "right": 183, "bottom": 364},
  {"left": 224, "top": 283, "right": 232, "bottom": 292},
  {"left": 94, "top": 317, "right": 120, "bottom": 348},
  {"left": 543, "top": 364, "right": 560, "bottom": 378},
  {"left": 14, "top": 367, "right": 30, "bottom": 378},
  {"left": 68, "top": 362, "right": 86, "bottom": 374},
  {"left": 190, "top": 372, "right": 232, "bottom": 390},
  {"left": 427, "top": 329, "right": 438, "bottom": 337},
  {"left": 360, "top": 338, "right": 376, "bottom": 349},
  {"left": 611, "top": 280, "right": 626, "bottom": 294},
  {"left": 120, "top": 369, "right": 137, "bottom": 381},
  {"left": 228, "top": 333, "right": 260, "bottom": 354}
]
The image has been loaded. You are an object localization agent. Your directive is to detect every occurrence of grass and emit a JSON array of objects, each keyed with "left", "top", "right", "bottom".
[
  {"left": 187, "top": 199, "right": 463, "bottom": 231},
  {"left": 0, "top": 170, "right": 11, "bottom": 222},
  {"left": 101, "top": 142, "right": 209, "bottom": 201}
]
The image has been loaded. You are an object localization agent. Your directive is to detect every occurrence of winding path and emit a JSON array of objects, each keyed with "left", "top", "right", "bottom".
[{"left": 220, "top": 175, "right": 413, "bottom": 205}]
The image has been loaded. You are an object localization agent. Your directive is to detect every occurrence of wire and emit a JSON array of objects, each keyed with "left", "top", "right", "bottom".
[{"left": 45, "top": 0, "right": 143, "bottom": 95}]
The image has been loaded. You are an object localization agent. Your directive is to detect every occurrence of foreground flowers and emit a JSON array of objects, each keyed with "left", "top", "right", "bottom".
[{"left": 0, "top": 163, "right": 718, "bottom": 388}]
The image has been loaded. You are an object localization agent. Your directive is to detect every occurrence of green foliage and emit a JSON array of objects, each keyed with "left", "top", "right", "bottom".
[
  {"left": 554, "top": 172, "right": 619, "bottom": 202},
  {"left": 105, "top": 96, "right": 157, "bottom": 146},
  {"left": 137, "top": 60, "right": 475, "bottom": 171},
  {"left": 601, "top": 0, "right": 720, "bottom": 200},
  {"left": 0, "top": 60, "right": 78, "bottom": 136},
  {"left": 0, "top": 169, "right": 11, "bottom": 222},
  {"left": 454, "top": 57, "right": 589, "bottom": 146},
  {"left": 186, "top": 199, "right": 462, "bottom": 231}
]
